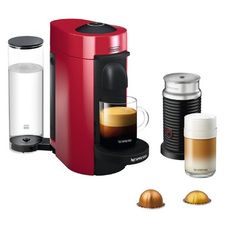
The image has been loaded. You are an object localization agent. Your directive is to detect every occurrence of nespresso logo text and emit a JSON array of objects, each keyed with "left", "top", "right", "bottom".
[
  {"left": 130, "top": 154, "right": 148, "bottom": 163},
  {"left": 118, "top": 139, "right": 132, "bottom": 144}
]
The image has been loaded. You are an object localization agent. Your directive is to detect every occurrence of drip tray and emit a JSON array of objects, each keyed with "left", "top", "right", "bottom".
[
  {"left": 10, "top": 135, "right": 52, "bottom": 152},
  {"left": 95, "top": 139, "right": 149, "bottom": 166}
]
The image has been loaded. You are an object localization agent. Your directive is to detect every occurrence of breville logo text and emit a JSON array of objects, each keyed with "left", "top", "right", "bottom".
[{"left": 109, "top": 46, "right": 120, "bottom": 53}]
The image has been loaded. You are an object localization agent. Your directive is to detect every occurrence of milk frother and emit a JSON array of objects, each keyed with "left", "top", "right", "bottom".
[{"left": 160, "top": 73, "right": 201, "bottom": 160}]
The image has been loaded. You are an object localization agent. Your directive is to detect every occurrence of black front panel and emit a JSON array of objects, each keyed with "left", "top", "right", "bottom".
[
  {"left": 94, "top": 51, "right": 130, "bottom": 145},
  {"left": 94, "top": 51, "right": 130, "bottom": 175},
  {"left": 50, "top": 53, "right": 56, "bottom": 140}
]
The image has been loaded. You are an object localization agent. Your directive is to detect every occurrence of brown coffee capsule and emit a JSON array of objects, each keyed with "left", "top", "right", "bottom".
[
  {"left": 137, "top": 189, "right": 165, "bottom": 208},
  {"left": 184, "top": 190, "right": 211, "bottom": 205}
]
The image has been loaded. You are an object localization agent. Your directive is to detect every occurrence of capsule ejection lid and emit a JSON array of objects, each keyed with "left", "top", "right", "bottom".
[
  {"left": 8, "top": 36, "right": 43, "bottom": 49},
  {"left": 76, "top": 22, "right": 117, "bottom": 34},
  {"left": 163, "top": 73, "right": 201, "bottom": 100}
]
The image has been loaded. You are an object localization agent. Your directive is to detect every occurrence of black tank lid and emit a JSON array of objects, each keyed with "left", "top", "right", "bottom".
[
  {"left": 8, "top": 36, "right": 43, "bottom": 49},
  {"left": 76, "top": 22, "right": 116, "bottom": 34}
]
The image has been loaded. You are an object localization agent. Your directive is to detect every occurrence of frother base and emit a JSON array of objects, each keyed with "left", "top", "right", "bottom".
[{"left": 161, "top": 143, "right": 184, "bottom": 160}]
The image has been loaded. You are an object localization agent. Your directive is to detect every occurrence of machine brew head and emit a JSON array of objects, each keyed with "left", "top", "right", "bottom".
[{"left": 161, "top": 73, "right": 201, "bottom": 160}]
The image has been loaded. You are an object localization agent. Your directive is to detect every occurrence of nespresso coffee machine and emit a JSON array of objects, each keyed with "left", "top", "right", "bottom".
[{"left": 8, "top": 19, "right": 149, "bottom": 175}]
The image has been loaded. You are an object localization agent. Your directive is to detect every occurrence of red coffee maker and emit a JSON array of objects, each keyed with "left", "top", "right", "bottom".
[{"left": 9, "top": 19, "right": 149, "bottom": 175}]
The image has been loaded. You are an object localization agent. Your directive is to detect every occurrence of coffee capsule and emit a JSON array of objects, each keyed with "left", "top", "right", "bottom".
[
  {"left": 137, "top": 189, "right": 165, "bottom": 208},
  {"left": 184, "top": 190, "right": 211, "bottom": 205}
]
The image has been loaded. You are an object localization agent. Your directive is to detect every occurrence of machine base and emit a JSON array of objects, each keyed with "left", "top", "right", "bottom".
[
  {"left": 10, "top": 136, "right": 148, "bottom": 175},
  {"left": 161, "top": 143, "right": 184, "bottom": 160},
  {"left": 10, "top": 135, "right": 53, "bottom": 152},
  {"left": 95, "top": 138, "right": 149, "bottom": 175}
]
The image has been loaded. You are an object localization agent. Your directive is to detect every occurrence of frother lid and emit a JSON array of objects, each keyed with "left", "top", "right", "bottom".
[
  {"left": 184, "top": 113, "right": 217, "bottom": 139},
  {"left": 8, "top": 36, "right": 43, "bottom": 49},
  {"left": 163, "top": 73, "right": 201, "bottom": 100},
  {"left": 164, "top": 73, "right": 200, "bottom": 84}
]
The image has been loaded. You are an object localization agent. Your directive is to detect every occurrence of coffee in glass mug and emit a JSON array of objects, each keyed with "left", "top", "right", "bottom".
[{"left": 99, "top": 97, "right": 148, "bottom": 149}]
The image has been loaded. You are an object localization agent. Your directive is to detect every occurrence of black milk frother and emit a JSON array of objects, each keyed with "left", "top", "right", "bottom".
[{"left": 160, "top": 73, "right": 201, "bottom": 160}]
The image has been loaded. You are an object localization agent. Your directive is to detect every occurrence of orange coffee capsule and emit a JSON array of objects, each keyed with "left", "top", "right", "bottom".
[{"left": 138, "top": 189, "right": 165, "bottom": 208}]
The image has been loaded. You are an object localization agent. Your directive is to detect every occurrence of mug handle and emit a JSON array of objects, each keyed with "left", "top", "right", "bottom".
[{"left": 137, "top": 106, "right": 149, "bottom": 131}]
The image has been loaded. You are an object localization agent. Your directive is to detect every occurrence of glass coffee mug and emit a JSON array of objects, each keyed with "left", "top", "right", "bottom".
[{"left": 99, "top": 96, "right": 149, "bottom": 149}]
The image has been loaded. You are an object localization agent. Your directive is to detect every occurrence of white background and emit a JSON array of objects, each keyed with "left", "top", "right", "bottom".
[{"left": 0, "top": 0, "right": 235, "bottom": 235}]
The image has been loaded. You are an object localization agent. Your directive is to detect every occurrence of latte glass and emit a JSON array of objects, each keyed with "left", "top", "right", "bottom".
[
  {"left": 99, "top": 96, "right": 149, "bottom": 149},
  {"left": 184, "top": 113, "right": 217, "bottom": 178}
]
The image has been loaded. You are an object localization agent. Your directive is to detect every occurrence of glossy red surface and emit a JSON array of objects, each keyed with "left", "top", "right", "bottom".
[
  {"left": 51, "top": 19, "right": 127, "bottom": 59},
  {"left": 53, "top": 52, "right": 94, "bottom": 174}
]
